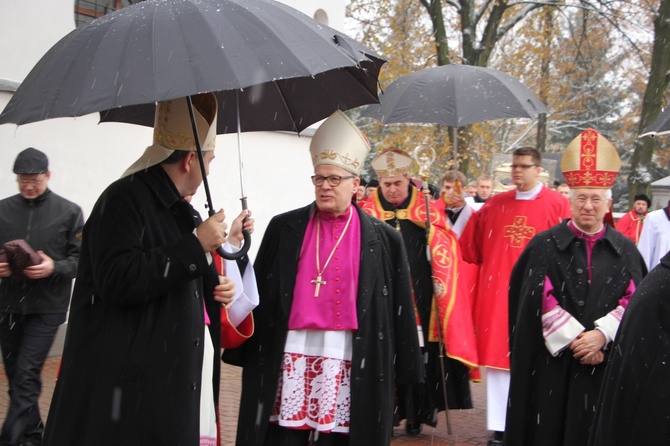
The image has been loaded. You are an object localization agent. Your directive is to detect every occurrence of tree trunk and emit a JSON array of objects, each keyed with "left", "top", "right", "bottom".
[
  {"left": 420, "top": 0, "right": 450, "bottom": 65},
  {"left": 536, "top": 8, "right": 554, "bottom": 153},
  {"left": 628, "top": 0, "right": 670, "bottom": 206}
]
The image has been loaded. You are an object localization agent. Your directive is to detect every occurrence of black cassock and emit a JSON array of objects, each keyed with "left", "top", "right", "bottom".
[
  {"left": 590, "top": 251, "right": 670, "bottom": 446},
  {"left": 506, "top": 221, "right": 646, "bottom": 446},
  {"left": 223, "top": 203, "right": 424, "bottom": 446},
  {"left": 377, "top": 187, "right": 472, "bottom": 429}
]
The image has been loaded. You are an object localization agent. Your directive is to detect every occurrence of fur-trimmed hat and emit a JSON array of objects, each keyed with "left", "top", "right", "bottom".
[{"left": 633, "top": 194, "right": 651, "bottom": 207}]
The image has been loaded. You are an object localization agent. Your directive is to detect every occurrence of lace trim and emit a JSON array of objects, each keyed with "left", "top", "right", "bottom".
[{"left": 270, "top": 352, "right": 352, "bottom": 433}]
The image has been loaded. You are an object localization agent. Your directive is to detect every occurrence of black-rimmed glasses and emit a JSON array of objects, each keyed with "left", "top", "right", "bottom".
[{"left": 311, "top": 175, "right": 355, "bottom": 187}]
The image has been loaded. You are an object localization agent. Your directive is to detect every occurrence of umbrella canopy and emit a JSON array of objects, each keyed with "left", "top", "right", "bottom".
[
  {"left": 99, "top": 70, "right": 380, "bottom": 134},
  {"left": 639, "top": 106, "right": 670, "bottom": 138},
  {"left": 0, "top": 0, "right": 386, "bottom": 260},
  {"left": 361, "top": 64, "right": 547, "bottom": 127},
  {"left": 0, "top": 0, "right": 385, "bottom": 131}
]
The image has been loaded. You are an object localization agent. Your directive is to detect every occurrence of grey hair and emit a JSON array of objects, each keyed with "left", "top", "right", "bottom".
[{"left": 569, "top": 188, "right": 612, "bottom": 200}]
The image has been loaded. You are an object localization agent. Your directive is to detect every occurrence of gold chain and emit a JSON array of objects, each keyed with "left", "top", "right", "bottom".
[{"left": 312, "top": 207, "right": 354, "bottom": 297}]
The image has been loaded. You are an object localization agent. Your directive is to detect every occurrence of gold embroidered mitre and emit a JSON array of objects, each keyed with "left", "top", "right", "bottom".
[
  {"left": 121, "top": 92, "right": 218, "bottom": 178},
  {"left": 561, "top": 128, "right": 621, "bottom": 188},
  {"left": 370, "top": 147, "right": 412, "bottom": 178},
  {"left": 309, "top": 110, "right": 370, "bottom": 175}
]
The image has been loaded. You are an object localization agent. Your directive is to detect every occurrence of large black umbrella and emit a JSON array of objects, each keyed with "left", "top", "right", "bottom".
[
  {"left": 639, "top": 105, "right": 670, "bottom": 138},
  {"left": 0, "top": 0, "right": 383, "bottom": 128},
  {"left": 0, "top": 0, "right": 385, "bottom": 258},
  {"left": 361, "top": 64, "right": 547, "bottom": 168}
]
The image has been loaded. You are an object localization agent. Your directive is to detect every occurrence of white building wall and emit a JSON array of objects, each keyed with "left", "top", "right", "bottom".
[
  {"left": 650, "top": 176, "right": 670, "bottom": 211},
  {"left": 0, "top": 0, "right": 346, "bottom": 260}
]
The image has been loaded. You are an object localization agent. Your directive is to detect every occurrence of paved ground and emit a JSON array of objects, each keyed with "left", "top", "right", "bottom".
[{"left": 0, "top": 357, "right": 491, "bottom": 445}]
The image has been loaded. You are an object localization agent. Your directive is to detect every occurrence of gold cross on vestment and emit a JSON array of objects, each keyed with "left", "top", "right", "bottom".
[
  {"left": 503, "top": 216, "right": 536, "bottom": 249},
  {"left": 311, "top": 275, "right": 327, "bottom": 297}
]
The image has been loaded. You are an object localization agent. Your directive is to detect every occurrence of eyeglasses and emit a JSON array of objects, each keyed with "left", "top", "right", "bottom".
[
  {"left": 511, "top": 164, "right": 537, "bottom": 170},
  {"left": 17, "top": 177, "right": 45, "bottom": 186},
  {"left": 311, "top": 175, "right": 355, "bottom": 187},
  {"left": 573, "top": 196, "right": 605, "bottom": 206}
]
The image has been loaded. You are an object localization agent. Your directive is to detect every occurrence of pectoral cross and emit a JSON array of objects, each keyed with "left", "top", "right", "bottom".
[{"left": 311, "top": 275, "right": 327, "bottom": 297}]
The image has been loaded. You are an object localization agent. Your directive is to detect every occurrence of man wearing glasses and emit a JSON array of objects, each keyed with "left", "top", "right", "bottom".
[
  {"left": 0, "top": 148, "right": 83, "bottom": 446},
  {"left": 459, "top": 146, "right": 571, "bottom": 445},
  {"left": 224, "top": 111, "right": 423, "bottom": 445},
  {"left": 505, "top": 129, "right": 646, "bottom": 446}
]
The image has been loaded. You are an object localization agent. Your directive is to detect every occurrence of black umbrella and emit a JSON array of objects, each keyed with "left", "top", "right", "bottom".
[
  {"left": 0, "top": 0, "right": 385, "bottom": 258},
  {"left": 361, "top": 64, "right": 547, "bottom": 169},
  {"left": 639, "top": 105, "right": 670, "bottom": 138}
]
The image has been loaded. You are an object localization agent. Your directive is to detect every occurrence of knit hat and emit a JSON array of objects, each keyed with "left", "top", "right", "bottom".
[{"left": 13, "top": 148, "right": 48, "bottom": 174}]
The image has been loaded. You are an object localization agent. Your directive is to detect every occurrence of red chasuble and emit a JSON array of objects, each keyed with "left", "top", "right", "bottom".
[
  {"left": 460, "top": 187, "right": 571, "bottom": 370},
  {"left": 614, "top": 210, "right": 645, "bottom": 245},
  {"left": 360, "top": 189, "right": 478, "bottom": 371}
]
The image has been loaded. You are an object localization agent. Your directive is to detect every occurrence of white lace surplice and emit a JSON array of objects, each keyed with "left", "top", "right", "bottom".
[{"left": 270, "top": 330, "right": 353, "bottom": 433}]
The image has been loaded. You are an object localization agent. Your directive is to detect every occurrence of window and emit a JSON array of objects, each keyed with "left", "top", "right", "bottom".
[
  {"left": 313, "top": 9, "right": 329, "bottom": 26},
  {"left": 75, "top": 0, "right": 143, "bottom": 27}
]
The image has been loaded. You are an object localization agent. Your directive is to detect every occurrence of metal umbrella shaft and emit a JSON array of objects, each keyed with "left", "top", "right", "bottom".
[
  {"left": 186, "top": 97, "right": 250, "bottom": 261},
  {"left": 419, "top": 181, "right": 453, "bottom": 435},
  {"left": 235, "top": 90, "right": 249, "bottom": 216}
]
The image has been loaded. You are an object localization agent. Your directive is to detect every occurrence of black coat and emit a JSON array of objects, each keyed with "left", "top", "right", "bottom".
[
  {"left": 589, "top": 251, "right": 670, "bottom": 446},
  {"left": 377, "top": 187, "right": 472, "bottom": 421},
  {"left": 0, "top": 190, "right": 84, "bottom": 314},
  {"left": 223, "top": 203, "right": 424, "bottom": 446},
  {"left": 506, "top": 221, "right": 646, "bottom": 446},
  {"left": 43, "top": 166, "right": 221, "bottom": 446}
]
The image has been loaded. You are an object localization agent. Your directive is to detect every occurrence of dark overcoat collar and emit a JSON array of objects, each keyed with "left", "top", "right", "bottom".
[{"left": 552, "top": 219, "right": 626, "bottom": 257}]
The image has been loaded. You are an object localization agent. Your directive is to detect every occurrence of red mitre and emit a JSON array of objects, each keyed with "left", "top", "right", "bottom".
[{"left": 560, "top": 128, "right": 621, "bottom": 188}]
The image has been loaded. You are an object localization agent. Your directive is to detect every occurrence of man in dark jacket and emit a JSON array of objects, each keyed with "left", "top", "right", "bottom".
[
  {"left": 224, "top": 111, "right": 424, "bottom": 445},
  {"left": 0, "top": 147, "right": 83, "bottom": 446},
  {"left": 42, "top": 93, "right": 237, "bottom": 446},
  {"left": 505, "top": 129, "right": 647, "bottom": 446}
]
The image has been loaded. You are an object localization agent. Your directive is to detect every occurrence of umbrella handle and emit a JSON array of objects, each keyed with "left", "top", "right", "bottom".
[
  {"left": 209, "top": 199, "right": 251, "bottom": 261},
  {"left": 216, "top": 239, "right": 250, "bottom": 260},
  {"left": 214, "top": 229, "right": 251, "bottom": 260},
  {"left": 186, "top": 97, "right": 251, "bottom": 261}
]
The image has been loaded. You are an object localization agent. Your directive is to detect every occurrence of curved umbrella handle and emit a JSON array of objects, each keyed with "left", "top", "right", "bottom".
[
  {"left": 216, "top": 229, "right": 251, "bottom": 260},
  {"left": 211, "top": 204, "right": 251, "bottom": 260},
  {"left": 210, "top": 197, "right": 252, "bottom": 260}
]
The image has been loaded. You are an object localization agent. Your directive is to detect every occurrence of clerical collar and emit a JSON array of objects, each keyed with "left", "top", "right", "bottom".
[
  {"left": 317, "top": 206, "right": 352, "bottom": 222},
  {"left": 569, "top": 220, "right": 605, "bottom": 238},
  {"left": 515, "top": 182, "right": 543, "bottom": 200}
]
